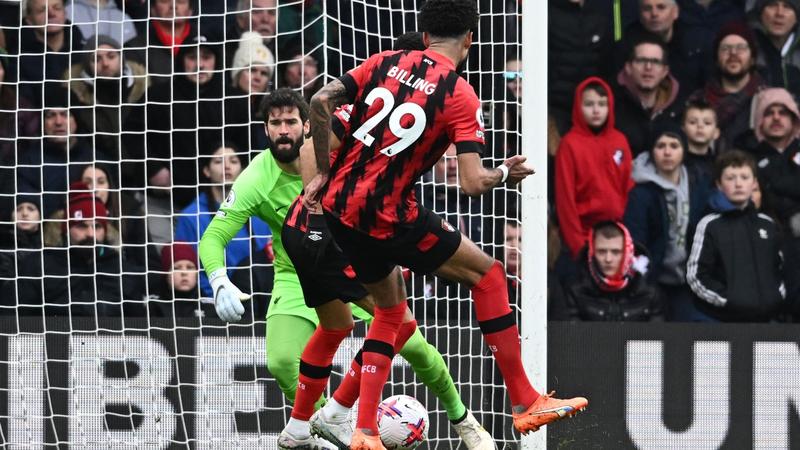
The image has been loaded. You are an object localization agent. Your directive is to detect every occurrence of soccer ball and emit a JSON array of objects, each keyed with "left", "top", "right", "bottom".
[{"left": 377, "top": 394, "right": 429, "bottom": 450}]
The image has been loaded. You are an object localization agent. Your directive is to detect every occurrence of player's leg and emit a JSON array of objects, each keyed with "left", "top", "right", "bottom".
[
  {"left": 434, "top": 235, "right": 588, "bottom": 433},
  {"left": 281, "top": 300, "right": 354, "bottom": 449},
  {"left": 290, "top": 300, "right": 355, "bottom": 422},
  {"left": 354, "top": 268, "right": 416, "bottom": 439},
  {"left": 320, "top": 213, "right": 419, "bottom": 444},
  {"left": 434, "top": 237, "right": 539, "bottom": 406},
  {"left": 397, "top": 330, "right": 465, "bottom": 420},
  {"left": 397, "top": 329, "right": 496, "bottom": 450},
  {"left": 265, "top": 313, "right": 319, "bottom": 405}
]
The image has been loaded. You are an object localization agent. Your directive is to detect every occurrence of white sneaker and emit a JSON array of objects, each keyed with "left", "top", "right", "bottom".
[
  {"left": 310, "top": 408, "right": 354, "bottom": 450},
  {"left": 452, "top": 410, "right": 496, "bottom": 450},
  {"left": 277, "top": 430, "right": 339, "bottom": 450}
]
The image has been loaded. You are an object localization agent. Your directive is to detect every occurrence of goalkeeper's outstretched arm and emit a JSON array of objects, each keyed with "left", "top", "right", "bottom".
[{"left": 198, "top": 208, "right": 251, "bottom": 322}]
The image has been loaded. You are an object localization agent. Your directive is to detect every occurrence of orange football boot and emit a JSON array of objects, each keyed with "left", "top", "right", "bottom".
[
  {"left": 512, "top": 391, "right": 588, "bottom": 434},
  {"left": 350, "top": 429, "right": 386, "bottom": 450}
]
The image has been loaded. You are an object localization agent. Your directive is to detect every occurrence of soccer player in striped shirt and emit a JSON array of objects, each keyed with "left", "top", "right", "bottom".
[{"left": 303, "top": 1, "right": 589, "bottom": 448}]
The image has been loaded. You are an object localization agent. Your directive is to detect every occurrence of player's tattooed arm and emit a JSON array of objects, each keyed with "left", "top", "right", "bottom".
[{"left": 309, "top": 79, "right": 349, "bottom": 175}]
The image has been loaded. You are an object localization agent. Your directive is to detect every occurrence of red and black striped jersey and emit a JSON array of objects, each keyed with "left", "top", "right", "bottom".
[
  {"left": 284, "top": 110, "right": 352, "bottom": 233},
  {"left": 332, "top": 104, "right": 354, "bottom": 142},
  {"left": 322, "top": 49, "right": 486, "bottom": 239},
  {"left": 284, "top": 195, "right": 309, "bottom": 232}
]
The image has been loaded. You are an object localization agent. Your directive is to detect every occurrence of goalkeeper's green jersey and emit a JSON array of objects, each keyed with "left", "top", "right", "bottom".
[{"left": 199, "top": 150, "right": 314, "bottom": 322}]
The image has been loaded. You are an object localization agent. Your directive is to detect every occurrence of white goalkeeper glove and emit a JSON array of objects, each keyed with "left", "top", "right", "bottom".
[{"left": 209, "top": 270, "right": 249, "bottom": 322}]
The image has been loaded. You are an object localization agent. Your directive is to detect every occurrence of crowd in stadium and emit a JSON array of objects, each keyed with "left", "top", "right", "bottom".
[
  {"left": 0, "top": 0, "right": 798, "bottom": 323},
  {"left": 548, "top": 0, "right": 800, "bottom": 323}
]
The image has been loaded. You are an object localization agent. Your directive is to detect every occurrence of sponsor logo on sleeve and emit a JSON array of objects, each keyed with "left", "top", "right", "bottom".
[{"left": 223, "top": 189, "right": 236, "bottom": 207}]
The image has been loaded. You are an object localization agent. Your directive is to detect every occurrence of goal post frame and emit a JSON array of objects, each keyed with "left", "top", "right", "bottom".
[{"left": 520, "top": 1, "right": 548, "bottom": 449}]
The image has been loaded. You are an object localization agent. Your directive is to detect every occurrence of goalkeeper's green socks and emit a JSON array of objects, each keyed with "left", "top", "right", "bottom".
[{"left": 398, "top": 328, "right": 467, "bottom": 422}]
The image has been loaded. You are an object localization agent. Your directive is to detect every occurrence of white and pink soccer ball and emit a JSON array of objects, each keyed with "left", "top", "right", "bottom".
[{"left": 377, "top": 394, "right": 429, "bottom": 450}]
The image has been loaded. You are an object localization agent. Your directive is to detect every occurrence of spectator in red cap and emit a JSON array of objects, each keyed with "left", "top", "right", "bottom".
[
  {"left": 64, "top": 182, "right": 109, "bottom": 245},
  {"left": 692, "top": 21, "right": 765, "bottom": 152},
  {"left": 150, "top": 242, "right": 217, "bottom": 319},
  {"left": 15, "top": 182, "right": 147, "bottom": 317}
]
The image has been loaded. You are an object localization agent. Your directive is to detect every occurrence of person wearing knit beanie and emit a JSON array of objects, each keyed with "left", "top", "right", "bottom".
[
  {"left": 713, "top": 21, "right": 759, "bottom": 62},
  {"left": 81, "top": 34, "right": 122, "bottom": 73},
  {"left": 14, "top": 194, "right": 42, "bottom": 233},
  {"left": 161, "top": 242, "right": 199, "bottom": 273},
  {"left": 231, "top": 31, "right": 275, "bottom": 93},
  {"left": 695, "top": 20, "right": 764, "bottom": 152},
  {"left": 161, "top": 242, "right": 200, "bottom": 296},
  {"left": 65, "top": 182, "right": 108, "bottom": 246},
  {"left": 750, "top": 0, "right": 800, "bottom": 92}
]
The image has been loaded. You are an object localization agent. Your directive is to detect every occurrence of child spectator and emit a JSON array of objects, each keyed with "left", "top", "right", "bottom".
[
  {"left": 555, "top": 76, "right": 633, "bottom": 259},
  {"left": 687, "top": 150, "right": 785, "bottom": 322},
  {"left": 151, "top": 243, "right": 217, "bottom": 319},
  {"left": 563, "top": 221, "right": 661, "bottom": 321},
  {"left": 624, "top": 126, "right": 712, "bottom": 320},
  {"left": 0, "top": 194, "right": 43, "bottom": 288},
  {"left": 682, "top": 98, "right": 721, "bottom": 185},
  {"left": 174, "top": 143, "right": 271, "bottom": 297}
]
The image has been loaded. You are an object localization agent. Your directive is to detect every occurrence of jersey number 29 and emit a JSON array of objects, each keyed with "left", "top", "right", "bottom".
[{"left": 352, "top": 87, "right": 427, "bottom": 157}]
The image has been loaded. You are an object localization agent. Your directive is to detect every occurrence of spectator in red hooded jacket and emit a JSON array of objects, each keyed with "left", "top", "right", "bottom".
[{"left": 555, "top": 76, "right": 634, "bottom": 259}]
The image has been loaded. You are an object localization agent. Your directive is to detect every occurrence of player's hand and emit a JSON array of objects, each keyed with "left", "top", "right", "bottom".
[
  {"left": 209, "top": 273, "right": 249, "bottom": 322},
  {"left": 303, "top": 173, "right": 329, "bottom": 209},
  {"left": 304, "top": 213, "right": 333, "bottom": 268},
  {"left": 502, "top": 155, "right": 535, "bottom": 185}
]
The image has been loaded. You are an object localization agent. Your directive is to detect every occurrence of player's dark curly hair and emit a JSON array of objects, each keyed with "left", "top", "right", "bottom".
[
  {"left": 418, "top": 0, "right": 478, "bottom": 39},
  {"left": 394, "top": 32, "right": 426, "bottom": 51},
  {"left": 259, "top": 87, "right": 310, "bottom": 123}
]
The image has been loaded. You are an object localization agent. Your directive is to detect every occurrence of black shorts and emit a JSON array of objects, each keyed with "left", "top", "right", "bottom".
[
  {"left": 281, "top": 224, "right": 368, "bottom": 308},
  {"left": 323, "top": 206, "right": 462, "bottom": 284}
]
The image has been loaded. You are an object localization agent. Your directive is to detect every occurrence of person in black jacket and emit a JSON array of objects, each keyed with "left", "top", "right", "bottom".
[
  {"left": 548, "top": 0, "right": 613, "bottom": 133},
  {"left": 146, "top": 34, "right": 249, "bottom": 209},
  {"left": 614, "top": 35, "right": 687, "bottom": 156},
  {"left": 614, "top": 0, "right": 709, "bottom": 95},
  {"left": 564, "top": 221, "right": 661, "bottom": 322},
  {"left": 687, "top": 150, "right": 785, "bottom": 322},
  {"left": 15, "top": 0, "right": 86, "bottom": 107},
  {"left": 624, "top": 126, "right": 713, "bottom": 320},
  {"left": 0, "top": 194, "right": 43, "bottom": 316},
  {"left": 749, "top": 0, "right": 800, "bottom": 93},
  {"left": 124, "top": 0, "right": 197, "bottom": 86},
  {"left": 15, "top": 183, "right": 147, "bottom": 318},
  {"left": 739, "top": 87, "right": 800, "bottom": 229}
]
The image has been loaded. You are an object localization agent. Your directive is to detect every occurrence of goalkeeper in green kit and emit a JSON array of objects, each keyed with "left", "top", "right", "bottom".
[{"left": 199, "top": 77, "right": 494, "bottom": 449}]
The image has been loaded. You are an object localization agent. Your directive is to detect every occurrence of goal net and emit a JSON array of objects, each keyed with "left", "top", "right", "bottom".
[{"left": 0, "top": 0, "right": 524, "bottom": 447}]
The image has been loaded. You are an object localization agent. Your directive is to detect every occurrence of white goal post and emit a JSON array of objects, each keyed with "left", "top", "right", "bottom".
[{"left": 520, "top": 0, "right": 548, "bottom": 448}]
